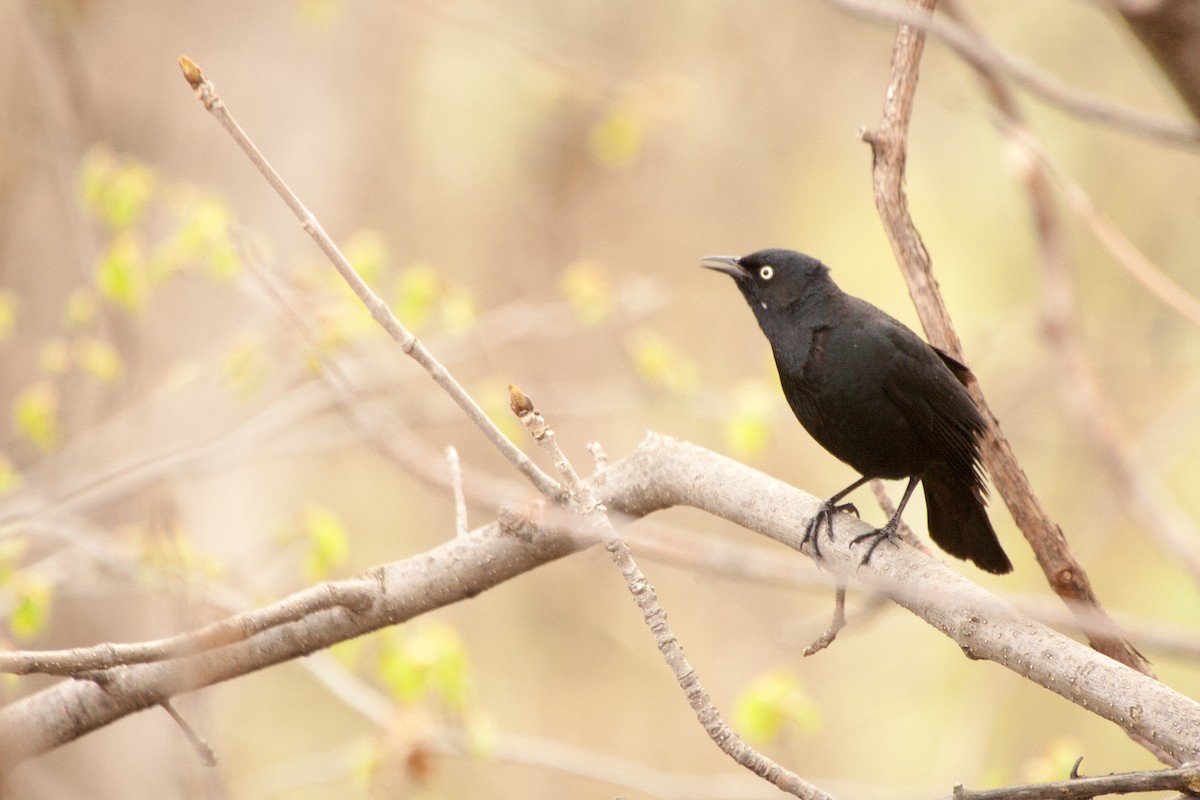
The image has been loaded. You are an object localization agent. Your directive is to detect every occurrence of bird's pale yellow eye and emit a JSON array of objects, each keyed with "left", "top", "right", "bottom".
[{"left": 759, "top": 265, "right": 774, "bottom": 280}]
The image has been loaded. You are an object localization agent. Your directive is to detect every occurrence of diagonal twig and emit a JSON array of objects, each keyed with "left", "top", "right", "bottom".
[
  {"left": 507, "top": 385, "right": 834, "bottom": 800},
  {"left": 858, "top": 0, "right": 1154, "bottom": 688},
  {"left": 176, "top": 55, "right": 562, "bottom": 502}
]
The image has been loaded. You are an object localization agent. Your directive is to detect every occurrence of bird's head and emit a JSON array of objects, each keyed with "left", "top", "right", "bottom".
[{"left": 700, "top": 248, "right": 831, "bottom": 312}]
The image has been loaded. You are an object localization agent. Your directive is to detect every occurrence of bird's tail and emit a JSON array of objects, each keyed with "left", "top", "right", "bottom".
[{"left": 922, "top": 468, "right": 1012, "bottom": 575}]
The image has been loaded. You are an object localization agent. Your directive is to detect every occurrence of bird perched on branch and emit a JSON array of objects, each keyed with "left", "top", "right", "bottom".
[{"left": 702, "top": 248, "right": 1012, "bottom": 574}]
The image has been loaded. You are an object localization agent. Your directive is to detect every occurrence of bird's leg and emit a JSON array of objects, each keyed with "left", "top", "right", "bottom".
[
  {"left": 803, "top": 475, "right": 871, "bottom": 558},
  {"left": 851, "top": 475, "right": 920, "bottom": 565}
]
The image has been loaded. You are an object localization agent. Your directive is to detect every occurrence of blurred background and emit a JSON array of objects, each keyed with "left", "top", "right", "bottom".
[{"left": 1, "top": 0, "right": 1199, "bottom": 797}]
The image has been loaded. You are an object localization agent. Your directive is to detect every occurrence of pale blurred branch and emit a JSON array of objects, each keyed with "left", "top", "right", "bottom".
[
  {"left": 508, "top": 385, "right": 829, "bottom": 800},
  {"left": 998, "top": 121, "right": 1200, "bottom": 331},
  {"left": 940, "top": 1, "right": 1200, "bottom": 592},
  {"left": 445, "top": 445, "right": 469, "bottom": 537},
  {"left": 859, "top": 0, "right": 1154, "bottom": 683},
  {"left": 828, "top": 0, "right": 1200, "bottom": 146},
  {"left": 261, "top": 654, "right": 798, "bottom": 800},
  {"left": 2, "top": 436, "right": 1199, "bottom": 771}
]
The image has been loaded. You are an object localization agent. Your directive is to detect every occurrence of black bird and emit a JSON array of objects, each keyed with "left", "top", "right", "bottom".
[{"left": 702, "top": 248, "right": 1012, "bottom": 575}]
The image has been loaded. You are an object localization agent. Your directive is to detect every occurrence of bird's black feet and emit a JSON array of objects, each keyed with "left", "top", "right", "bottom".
[
  {"left": 802, "top": 500, "right": 860, "bottom": 560},
  {"left": 850, "top": 521, "right": 898, "bottom": 566}
]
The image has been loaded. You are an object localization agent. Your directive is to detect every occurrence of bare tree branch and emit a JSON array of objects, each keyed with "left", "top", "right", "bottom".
[
  {"left": 829, "top": 0, "right": 1200, "bottom": 146},
  {"left": 2, "top": 435, "right": 1198, "bottom": 772},
  {"left": 858, "top": 0, "right": 1155, "bottom": 683},
  {"left": 940, "top": 0, "right": 1200, "bottom": 590},
  {"left": 509, "top": 385, "right": 831, "bottom": 800}
]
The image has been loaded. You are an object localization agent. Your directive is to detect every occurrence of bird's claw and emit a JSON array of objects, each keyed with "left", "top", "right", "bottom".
[
  {"left": 850, "top": 522, "right": 898, "bottom": 566},
  {"left": 803, "top": 500, "right": 860, "bottom": 559}
]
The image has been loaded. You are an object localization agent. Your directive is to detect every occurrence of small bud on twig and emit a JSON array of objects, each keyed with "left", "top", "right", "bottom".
[
  {"left": 178, "top": 55, "right": 203, "bottom": 89},
  {"left": 508, "top": 383, "right": 534, "bottom": 417}
]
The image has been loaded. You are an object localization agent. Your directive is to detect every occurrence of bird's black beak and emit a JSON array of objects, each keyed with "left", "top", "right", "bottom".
[{"left": 700, "top": 255, "right": 748, "bottom": 278}]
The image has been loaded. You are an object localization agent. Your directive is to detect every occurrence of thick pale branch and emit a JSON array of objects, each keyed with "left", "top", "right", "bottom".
[{"left": 2, "top": 435, "right": 1198, "bottom": 771}]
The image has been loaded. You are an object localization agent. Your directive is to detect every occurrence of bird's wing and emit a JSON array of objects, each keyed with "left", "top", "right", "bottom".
[
  {"left": 930, "top": 345, "right": 974, "bottom": 387},
  {"left": 879, "top": 323, "right": 987, "bottom": 480}
]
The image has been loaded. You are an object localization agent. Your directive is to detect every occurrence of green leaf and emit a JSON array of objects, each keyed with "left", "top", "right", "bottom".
[
  {"left": 77, "top": 336, "right": 123, "bottom": 383},
  {"left": 588, "top": 100, "right": 646, "bottom": 169},
  {"left": 342, "top": 230, "right": 388, "bottom": 287},
  {"left": 625, "top": 327, "right": 698, "bottom": 393},
  {"left": 378, "top": 624, "right": 472, "bottom": 712},
  {"left": 559, "top": 260, "right": 613, "bottom": 326},
  {"left": 0, "top": 290, "right": 16, "bottom": 343},
  {"left": 302, "top": 505, "right": 349, "bottom": 581},
  {"left": 439, "top": 286, "right": 476, "bottom": 332},
  {"left": 0, "top": 453, "right": 20, "bottom": 495},
  {"left": 176, "top": 195, "right": 239, "bottom": 281},
  {"left": 734, "top": 669, "right": 820, "bottom": 743},
  {"left": 220, "top": 335, "right": 269, "bottom": 402},
  {"left": 724, "top": 380, "right": 776, "bottom": 458},
  {"left": 0, "top": 536, "right": 28, "bottom": 582},
  {"left": 394, "top": 263, "right": 442, "bottom": 332},
  {"left": 9, "top": 579, "right": 52, "bottom": 640},
  {"left": 13, "top": 381, "right": 59, "bottom": 453},
  {"left": 79, "top": 146, "right": 157, "bottom": 230},
  {"left": 94, "top": 232, "right": 148, "bottom": 310},
  {"left": 64, "top": 287, "right": 98, "bottom": 329}
]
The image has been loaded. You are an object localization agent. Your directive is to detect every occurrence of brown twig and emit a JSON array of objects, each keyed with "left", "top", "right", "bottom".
[
  {"left": 950, "top": 760, "right": 1200, "bottom": 800},
  {"left": 859, "top": 0, "right": 1154, "bottom": 682},
  {"left": 801, "top": 584, "right": 847, "bottom": 657},
  {"left": 176, "top": 55, "right": 562, "bottom": 502},
  {"left": 941, "top": 1, "right": 1200, "bottom": 585},
  {"left": 507, "top": 385, "right": 833, "bottom": 800}
]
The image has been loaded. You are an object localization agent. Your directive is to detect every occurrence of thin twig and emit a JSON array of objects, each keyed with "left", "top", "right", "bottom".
[
  {"left": 507, "top": 385, "right": 833, "bottom": 800},
  {"left": 859, "top": 0, "right": 1154, "bottom": 682},
  {"left": 161, "top": 700, "right": 218, "bottom": 768},
  {"left": 176, "top": 55, "right": 562, "bottom": 502},
  {"left": 446, "top": 445, "right": 469, "bottom": 538},
  {"left": 829, "top": 0, "right": 1200, "bottom": 147},
  {"left": 949, "top": 760, "right": 1200, "bottom": 800},
  {"left": 586, "top": 440, "right": 609, "bottom": 471},
  {"left": 0, "top": 580, "right": 375, "bottom": 675},
  {"left": 802, "top": 584, "right": 847, "bottom": 656}
]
